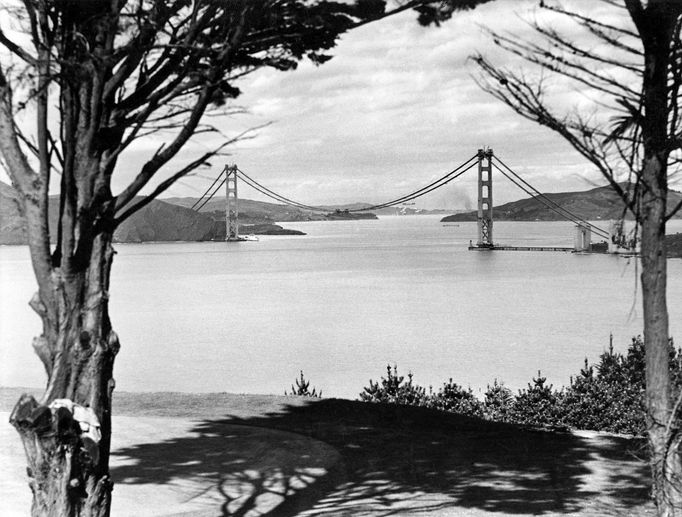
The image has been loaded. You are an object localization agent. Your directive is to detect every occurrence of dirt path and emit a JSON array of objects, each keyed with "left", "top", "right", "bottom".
[{"left": 1, "top": 389, "right": 655, "bottom": 516}]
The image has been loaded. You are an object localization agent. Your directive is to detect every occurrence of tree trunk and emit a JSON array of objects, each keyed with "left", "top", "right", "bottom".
[
  {"left": 640, "top": 171, "right": 682, "bottom": 515},
  {"left": 10, "top": 232, "right": 120, "bottom": 517},
  {"left": 635, "top": 4, "right": 682, "bottom": 513}
]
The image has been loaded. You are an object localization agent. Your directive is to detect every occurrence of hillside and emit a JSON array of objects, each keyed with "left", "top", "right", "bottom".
[
  {"left": 0, "top": 182, "right": 26, "bottom": 245},
  {"left": 0, "top": 182, "right": 304, "bottom": 245},
  {"left": 165, "top": 196, "right": 380, "bottom": 221},
  {"left": 441, "top": 183, "right": 682, "bottom": 222},
  {"left": 164, "top": 196, "right": 324, "bottom": 223}
]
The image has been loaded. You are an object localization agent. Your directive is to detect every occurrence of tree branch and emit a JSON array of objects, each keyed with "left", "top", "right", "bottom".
[
  {"left": 0, "top": 28, "right": 37, "bottom": 65},
  {"left": 0, "top": 64, "right": 53, "bottom": 304}
]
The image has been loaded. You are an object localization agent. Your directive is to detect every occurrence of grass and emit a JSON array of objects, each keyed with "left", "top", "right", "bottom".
[{"left": 1, "top": 386, "right": 655, "bottom": 516}]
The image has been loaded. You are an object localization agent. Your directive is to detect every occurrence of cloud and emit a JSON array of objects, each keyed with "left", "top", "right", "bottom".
[{"left": 1, "top": 0, "right": 638, "bottom": 209}]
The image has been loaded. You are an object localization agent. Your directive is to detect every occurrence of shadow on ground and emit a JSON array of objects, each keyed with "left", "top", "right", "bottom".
[{"left": 110, "top": 398, "right": 652, "bottom": 516}]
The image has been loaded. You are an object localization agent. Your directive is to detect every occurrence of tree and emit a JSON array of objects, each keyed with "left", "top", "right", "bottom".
[
  {"left": 0, "top": 1, "right": 435, "bottom": 515},
  {"left": 285, "top": 370, "right": 322, "bottom": 397},
  {"left": 483, "top": 378, "right": 513, "bottom": 422},
  {"left": 429, "top": 378, "right": 484, "bottom": 416},
  {"left": 0, "top": 1, "right": 498, "bottom": 514},
  {"left": 508, "top": 371, "right": 560, "bottom": 427},
  {"left": 359, "top": 364, "right": 430, "bottom": 406},
  {"left": 473, "top": 1, "right": 682, "bottom": 513}
]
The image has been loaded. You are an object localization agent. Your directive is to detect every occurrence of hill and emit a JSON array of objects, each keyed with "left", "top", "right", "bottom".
[
  {"left": 164, "top": 196, "right": 380, "bottom": 221},
  {"left": 441, "top": 183, "right": 682, "bottom": 222},
  {"left": 0, "top": 182, "right": 304, "bottom": 245},
  {"left": 163, "top": 196, "right": 325, "bottom": 223},
  {"left": 0, "top": 182, "right": 26, "bottom": 245}
]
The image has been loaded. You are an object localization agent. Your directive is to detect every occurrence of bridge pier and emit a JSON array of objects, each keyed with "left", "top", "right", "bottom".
[
  {"left": 574, "top": 224, "right": 592, "bottom": 252},
  {"left": 225, "top": 164, "right": 240, "bottom": 241}
]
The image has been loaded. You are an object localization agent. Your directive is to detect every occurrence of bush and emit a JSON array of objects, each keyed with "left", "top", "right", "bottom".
[
  {"left": 359, "top": 365, "right": 428, "bottom": 406},
  {"left": 558, "top": 335, "right": 682, "bottom": 435},
  {"left": 483, "top": 379, "right": 514, "bottom": 422},
  {"left": 429, "top": 379, "right": 484, "bottom": 417},
  {"left": 559, "top": 341, "right": 644, "bottom": 434},
  {"left": 356, "top": 336, "right": 682, "bottom": 436},
  {"left": 509, "top": 371, "right": 561, "bottom": 427}
]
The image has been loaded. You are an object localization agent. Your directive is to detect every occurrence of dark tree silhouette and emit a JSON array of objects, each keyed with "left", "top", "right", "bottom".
[{"left": 473, "top": 1, "right": 682, "bottom": 514}]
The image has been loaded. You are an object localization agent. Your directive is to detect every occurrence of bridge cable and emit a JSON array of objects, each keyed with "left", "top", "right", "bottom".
[
  {"left": 493, "top": 164, "right": 610, "bottom": 239},
  {"left": 191, "top": 169, "right": 226, "bottom": 210},
  {"left": 235, "top": 153, "right": 479, "bottom": 213},
  {"left": 193, "top": 173, "right": 227, "bottom": 212},
  {"left": 347, "top": 155, "right": 478, "bottom": 212},
  {"left": 492, "top": 163, "right": 610, "bottom": 239},
  {"left": 493, "top": 156, "right": 610, "bottom": 237},
  {"left": 236, "top": 169, "right": 331, "bottom": 211}
]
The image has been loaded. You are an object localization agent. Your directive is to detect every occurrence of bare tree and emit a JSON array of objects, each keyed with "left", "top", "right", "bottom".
[
  {"left": 0, "top": 0, "right": 476, "bottom": 514},
  {"left": 473, "top": 1, "right": 682, "bottom": 514}
]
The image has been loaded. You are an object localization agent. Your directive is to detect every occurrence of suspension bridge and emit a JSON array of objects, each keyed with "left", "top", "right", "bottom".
[{"left": 191, "top": 148, "right": 619, "bottom": 252}]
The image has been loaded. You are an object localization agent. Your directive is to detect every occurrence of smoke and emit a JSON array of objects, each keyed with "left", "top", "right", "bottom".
[{"left": 427, "top": 184, "right": 473, "bottom": 210}]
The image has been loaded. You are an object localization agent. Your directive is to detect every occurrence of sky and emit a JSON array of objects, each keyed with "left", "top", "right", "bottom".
[
  {"left": 2, "top": 0, "right": 641, "bottom": 210},
  {"left": 169, "top": 0, "right": 632, "bottom": 210}
]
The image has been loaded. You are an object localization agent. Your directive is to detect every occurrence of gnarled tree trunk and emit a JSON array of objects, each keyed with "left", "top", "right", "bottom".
[
  {"left": 10, "top": 232, "right": 120, "bottom": 517},
  {"left": 636, "top": 3, "right": 682, "bottom": 512},
  {"left": 639, "top": 166, "right": 682, "bottom": 514}
]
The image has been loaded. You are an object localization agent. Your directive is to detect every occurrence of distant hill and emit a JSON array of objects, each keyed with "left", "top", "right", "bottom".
[
  {"left": 441, "top": 183, "right": 682, "bottom": 222},
  {"left": 0, "top": 181, "right": 27, "bottom": 245},
  {"left": 163, "top": 196, "right": 325, "bottom": 223},
  {"left": 0, "top": 182, "right": 304, "bottom": 245},
  {"left": 164, "top": 197, "right": 384, "bottom": 220}
]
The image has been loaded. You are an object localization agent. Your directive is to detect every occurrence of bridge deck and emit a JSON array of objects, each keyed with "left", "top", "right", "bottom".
[{"left": 468, "top": 245, "right": 574, "bottom": 252}]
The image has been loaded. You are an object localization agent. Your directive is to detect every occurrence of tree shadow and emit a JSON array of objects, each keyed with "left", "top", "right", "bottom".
[{"left": 110, "top": 398, "right": 652, "bottom": 516}]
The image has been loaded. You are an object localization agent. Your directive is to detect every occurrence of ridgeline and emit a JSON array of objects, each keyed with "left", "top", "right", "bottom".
[
  {"left": 441, "top": 183, "right": 682, "bottom": 222},
  {"left": 0, "top": 182, "right": 382, "bottom": 244}
]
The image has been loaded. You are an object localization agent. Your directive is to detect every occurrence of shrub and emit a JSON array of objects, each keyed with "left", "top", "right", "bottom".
[
  {"left": 429, "top": 379, "right": 484, "bottom": 417},
  {"left": 509, "top": 371, "right": 561, "bottom": 427},
  {"left": 356, "top": 335, "right": 682, "bottom": 435},
  {"left": 483, "top": 379, "right": 514, "bottom": 422},
  {"left": 559, "top": 340, "right": 644, "bottom": 434},
  {"left": 285, "top": 370, "right": 321, "bottom": 398},
  {"left": 359, "top": 365, "right": 429, "bottom": 406},
  {"left": 558, "top": 335, "right": 682, "bottom": 435}
]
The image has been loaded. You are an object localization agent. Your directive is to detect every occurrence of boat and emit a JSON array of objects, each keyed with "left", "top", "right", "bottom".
[{"left": 240, "top": 234, "right": 259, "bottom": 241}]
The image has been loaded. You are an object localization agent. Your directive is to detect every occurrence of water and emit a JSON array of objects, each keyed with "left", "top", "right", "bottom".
[{"left": 2, "top": 216, "right": 682, "bottom": 399}]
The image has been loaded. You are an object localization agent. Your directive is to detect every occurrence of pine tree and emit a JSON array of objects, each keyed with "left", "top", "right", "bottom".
[
  {"left": 510, "top": 371, "right": 560, "bottom": 427},
  {"left": 483, "top": 379, "right": 513, "bottom": 422},
  {"left": 285, "top": 371, "right": 321, "bottom": 398}
]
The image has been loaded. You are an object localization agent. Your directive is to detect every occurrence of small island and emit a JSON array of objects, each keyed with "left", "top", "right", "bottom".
[{"left": 324, "top": 209, "right": 378, "bottom": 220}]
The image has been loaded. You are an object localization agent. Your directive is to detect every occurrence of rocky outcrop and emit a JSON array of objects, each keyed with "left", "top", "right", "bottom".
[{"left": 114, "top": 199, "right": 217, "bottom": 242}]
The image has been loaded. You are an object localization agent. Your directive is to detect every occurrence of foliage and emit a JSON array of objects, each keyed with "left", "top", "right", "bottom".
[
  {"left": 286, "top": 370, "right": 321, "bottom": 398},
  {"left": 359, "top": 365, "right": 429, "bottom": 407},
  {"left": 508, "top": 371, "right": 561, "bottom": 428},
  {"left": 429, "top": 378, "right": 484, "bottom": 417},
  {"left": 1, "top": 2, "right": 498, "bottom": 513},
  {"left": 473, "top": 3, "right": 682, "bottom": 508},
  {"left": 559, "top": 336, "right": 682, "bottom": 435},
  {"left": 483, "top": 379, "right": 513, "bottom": 423},
  {"left": 358, "top": 337, "right": 682, "bottom": 436}
]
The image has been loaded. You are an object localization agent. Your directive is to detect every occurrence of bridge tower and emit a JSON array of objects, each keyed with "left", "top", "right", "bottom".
[
  {"left": 477, "top": 148, "right": 494, "bottom": 247},
  {"left": 225, "top": 164, "right": 240, "bottom": 241}
]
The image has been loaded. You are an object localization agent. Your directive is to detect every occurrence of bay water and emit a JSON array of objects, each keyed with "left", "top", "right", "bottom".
[{"left": 2, "top": 215, "right": 682, "bottom": 399}]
